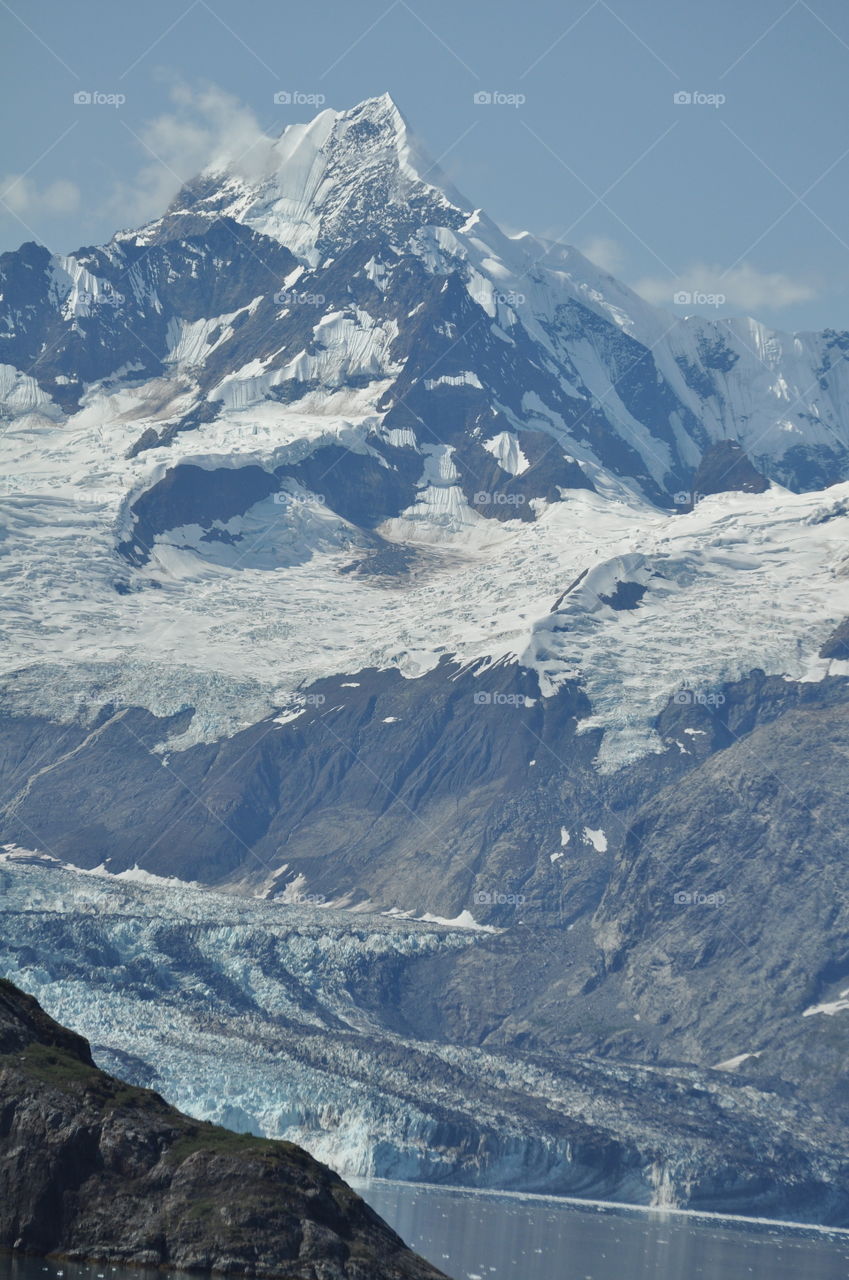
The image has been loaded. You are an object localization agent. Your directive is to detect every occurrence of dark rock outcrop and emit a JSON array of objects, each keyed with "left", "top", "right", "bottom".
[
  {"left": 0, "top": 978, "right": 445, "bottom": 1279},
  {"left": 820, "top": 616, "right": 849, "bottom": 660},
  {"left": 691, "top": 439, "right": 769, "bottom": 499}
]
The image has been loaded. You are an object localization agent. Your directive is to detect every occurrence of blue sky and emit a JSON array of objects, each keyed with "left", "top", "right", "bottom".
[{"left": 2, "top": 0, "right": 849, "bottom": 331}]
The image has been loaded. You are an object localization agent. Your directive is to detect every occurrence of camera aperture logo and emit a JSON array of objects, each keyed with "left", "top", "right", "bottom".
[{"left": 673, "top": 890, "right": 727, "bottom": 906}]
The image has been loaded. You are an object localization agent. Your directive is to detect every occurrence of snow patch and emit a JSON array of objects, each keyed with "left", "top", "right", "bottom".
[
  {"left": 713, "top": 1051, "right": 763, "bottom": 1071},
  {"left": 483, "top": 430, "right": 530, "bottom": 476},
  {"left": 803, "top": 989, "right": 849, "bottom": 1018},
  {"left": 418, "top": 910, "right": 497, "bottom": 933}
]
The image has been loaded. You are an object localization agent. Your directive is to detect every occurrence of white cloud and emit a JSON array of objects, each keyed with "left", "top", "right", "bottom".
[
  {"left": 109, "top": 83, "right": 279, "bottom": 227},
  {"left": 633, "top": 262, "right": 818, "bottom": 313},
  {"left": 0, "top": 175, "right": 81, "bottom": 217},
  {"left": 579, "top": 235, "right": 625, "bottom": 276}
]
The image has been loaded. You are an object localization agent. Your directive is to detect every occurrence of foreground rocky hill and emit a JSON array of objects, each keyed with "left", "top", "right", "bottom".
[{"left": 0, "top": 977, "right": 445, "bottom": 1279}]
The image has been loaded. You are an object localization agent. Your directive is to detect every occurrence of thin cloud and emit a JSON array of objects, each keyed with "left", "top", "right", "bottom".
[
  {"left": 0, "top": 175, "right": 81, "bottom": 217},
  {"left": 579, "top": 236, "right": 626, "bottom": 276},
  {"left": 109, "top": 83, "right": 279, "bottom": 228},
  {"left": 634, "top": 262, "right": 818, "bottom": 312}
]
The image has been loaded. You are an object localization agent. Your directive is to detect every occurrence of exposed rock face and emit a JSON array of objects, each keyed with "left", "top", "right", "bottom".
[
  {"left": 0, "top": 978, "right": 445, "bottom": 1279},
  {"left": 592, "top": 678, "right": 849, "bottom": 1115},
  {"left": 691, "top": 439, "right": 770, "bottom": 498},
  {"left": 820, "top": 616, "right": 849, "bottom": 660},
  {"left": 0, "top": 661, "right": 599, "bottom": 900}
]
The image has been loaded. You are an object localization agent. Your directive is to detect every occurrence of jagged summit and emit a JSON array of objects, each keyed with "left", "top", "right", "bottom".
[{"left": 166, "top": 92, "right": 472, "bottom": 261}]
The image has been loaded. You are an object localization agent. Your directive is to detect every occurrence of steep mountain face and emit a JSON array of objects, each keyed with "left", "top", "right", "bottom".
[
  {"left": 0, "top": 977, "right": 445, "bottom": 1278},
  {"left": 1, "top": 92, "right": 849, "bottom": 1222},
  {"left": 2, "top": 672, "right": 848, "bottom": 1110}
]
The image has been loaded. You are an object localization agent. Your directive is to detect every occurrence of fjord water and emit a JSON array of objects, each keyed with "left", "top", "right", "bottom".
[
  {"left": 1, "top": 1189, "right": 847, "bottom": 1280},
  {"left": 354, "top": 1180, "right": 849, "bottom": 1280}
]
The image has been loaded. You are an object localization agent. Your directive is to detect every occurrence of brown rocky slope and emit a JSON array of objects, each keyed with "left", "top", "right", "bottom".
[{"left": 0, "top": 978, "right": 447, "bottom": 1279}]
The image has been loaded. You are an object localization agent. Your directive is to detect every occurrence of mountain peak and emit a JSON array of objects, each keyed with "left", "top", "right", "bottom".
[
  {"left": 168, "top": 93, "right": 470, "bottom": 262},
  {"left": 343, "top": 90, "right": 406, "bottom": 125}
]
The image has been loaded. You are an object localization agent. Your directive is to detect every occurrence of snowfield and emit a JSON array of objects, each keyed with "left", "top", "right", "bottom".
[
  {"left": 1, "top": 385, "right": 848, "bottom": 765},
  {"left": 1, "top": 91, "right": 848, "bottom": 763}
]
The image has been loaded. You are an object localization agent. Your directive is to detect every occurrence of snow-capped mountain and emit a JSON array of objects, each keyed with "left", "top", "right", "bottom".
[
  {"left": 1, "top": 92, "right": 849, "bottom": 1221},
  {"left": 1, "top": 95, "right": 848, "bottom": 759}
]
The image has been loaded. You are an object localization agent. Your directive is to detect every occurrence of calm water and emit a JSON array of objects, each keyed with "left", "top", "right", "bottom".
[
  {"left": 352, "top": 1179, "right": 849, "bottom": 1280},
  {"left": 2, "top": 1185, "right": 848, "bottom": 1280}
]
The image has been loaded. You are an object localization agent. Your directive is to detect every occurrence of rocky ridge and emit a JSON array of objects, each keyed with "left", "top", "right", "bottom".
[{"left": 0, "top": 977, "right": 446, "bottom": 1279}]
